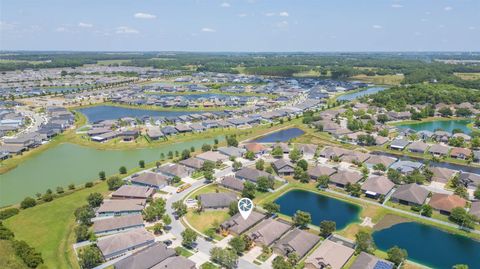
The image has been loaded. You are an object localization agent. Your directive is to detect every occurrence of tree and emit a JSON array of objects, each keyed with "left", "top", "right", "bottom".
[
  {"left": 0, "top": 222, "right": 14, "bottom": 240},
  {"left": 181, "top": 228, "right": 198, "bottom": 248},
  {"left": 272, "top": 256, "right": 293, "bottom": 269},
  {"left": 257, "top": 176, "right": 273, "bottom": 192},
  {"left": 271, "top": 146, "right": 284, "bottom": 158},
  {"left": 377, "top": 114, "right": 389, "bottom": 123},
  {"left": 226, "top": 135, "right": 239, "bottom": 147},
  {"left": 439, "top": 107, "right": 453, "bottom": 117},
  {"left": 172, "top": 175, "right": 181, "bottom": 184},
  {"left": 153, "top": 223, "right": 164, "bottom": 234},
  {"left": 172, "top": 201, "right": 187, "bottom": 217},
  {"left": 202, "top": 144, "right": 212, "bottom": 152},
  {"left": 454, "top": 186, "right": 469, "bottom": 199},
  {"left": 202, "top": 161, "right": 215, "bottom": 173},
  {"left": 242, "top": 181, "right": 256, "bottom": 199},
  {"left": 210, "top": 247, "right": 238, "bottom": 269},
  {"left": 229, "top": 201, "right": 239, "bottom": 216},
  {"left": 203, "top": 171, "right": 214, "bottom": 182},
  {"left": 289, "top": 148, "right": 302, "bottom": 163},
  {"left": 229, "top": 236, "right": 246, "bottom": 254},
  {"left": 263, "top": 201, "right": 280, "bottom": 215},
  {"left": 68, "top": 184, "right": 76, "bottom": 190},
  {"left": 106, "top": 176, "right": 124, "bottom": 190},
  {"left": 297, "top": 159, "right": 308, "bottom": 171},
  {"left": 143, "top": 198, "right": 166, "bottom": 222},
  {"left": 421, "top": 204, "right": 433, "bottom": 217},
  {"left": 346, "top": 183, "right": 362, "bottom": 197},
  {"left": 11, "top": 240, "right": 44, "bottom": 268},
  {"left": 245, "top": 151, "right": 255, "bottom": 160},
  {"left": 181, "top": 149, "right": 191, "bottom": 160},
  {"left": 373, "top": 163, "right": 386, "bottom": 172},
  {"left": 387, "top": 246, "right": 408, "bottom": 266},
  {"left": 75, "top": 205, "right": 95, "bottom": 226},
  {"left": 139, "top": 160, "right": 145, "bottom": 168},
  {"left": 452, "top": 265, "right": 469, "bottom": 269},
  {"left": 84, "top": 182, "right": 94, "bottom": 188},
  {"left": 474, "top": 185, "right": 480, "bottom": 200},
  {"left": 387, "top": 168, "right": 403, "bottom": 184},
  {"left": 78, "top": 245, "right": 104, "bottom": 269},
  {"left": 42, "top": 193, "right": 54, "bottom": 202},
  {"left": 232, "top": 161, "right": 242, "bottom": 171},
  {"left": 355, "top": 230, "right": 376, "bottom": 254},
  {"left": 162, "top": 214, "right": 172, "bottom": 226},
  {"left": 75, "top": 224, "right": 91, "bottom": 242},
  {"left": 449, "top": 207, "right": 476, "bottom": 229},
  {"left": 87, "top": 193, "right": 103, "bottom": 208},
  {"left": 98, "top": 171, "right": 106, "bottom": 180},
  {"left": 119, "top": 166, "right": 127, "bottom": 174},
  {"left": 255, "top": 159, "right": 265, "bottom": 171},
  {"left": 319, "top": 220, "right": 336, "bottom": 238},
  {"left": 20, "top": 197, "right": 36, "bottom": 209},
  {"left": 293, "top": 210, "right": 311, "bottom": 228},
  {"left": 317, "top": 175, "right": 330, "bottom": 189}
]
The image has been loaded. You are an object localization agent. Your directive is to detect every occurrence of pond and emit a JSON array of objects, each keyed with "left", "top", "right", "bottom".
[
  {"left": 0, "top": 137, "right": 222, "bottom": 207},
  {"left": 251, "top": 128, "right": 305, "bottom": 143},
  {"left": 77, "top": 105, "right": 203, "bottom": 123},
  {"left": 396, "top": 119, "right": 473, "bottom": 134},
  {"left": 274, "top": 189, "right": 360, "bottom": 229},
  {"left": 337, "top": 87, "right": 386, "bottom": 101},
  {"left": 373, "top": 222, "right": 480, "bottom": 269}
]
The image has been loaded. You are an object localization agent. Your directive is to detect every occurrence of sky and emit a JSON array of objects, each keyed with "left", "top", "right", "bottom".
[{"left": 0, "top": 0, "right": 479, "bottom": 52}]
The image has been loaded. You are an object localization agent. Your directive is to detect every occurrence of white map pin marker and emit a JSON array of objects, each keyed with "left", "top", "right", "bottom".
[{"left": 238, "top": 198, "right": 253, "bottom": 220}]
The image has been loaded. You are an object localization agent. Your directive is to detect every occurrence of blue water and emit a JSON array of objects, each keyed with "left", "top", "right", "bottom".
[
  {"left": 374, "top": 222, "right": 480, "bottom": 269},
  {"left": 77, "top": 105, "right": 203, "bottom": 123},
  {"left": 396, "top": 119, "right": 472, "bottom": 134},
  {"left": 337, "top": 87, "right": 386, "bottom": 101},
  {"left": 274, "top": 189, "right": 360, "bottom": 229},
  {"left": 252, "top": 128, "right": 305, "bottom": 143}
]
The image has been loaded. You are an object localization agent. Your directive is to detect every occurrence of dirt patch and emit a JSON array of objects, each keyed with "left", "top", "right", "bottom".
[{"left": 374, "top": 214, "right": 412, "bottom": 231}]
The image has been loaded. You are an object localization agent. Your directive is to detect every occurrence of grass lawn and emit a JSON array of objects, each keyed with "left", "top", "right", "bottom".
[
  {"left": 175, "top": 246, "right": 194, "bottom": 258},
  {"left": 350, "top": 74, "right": 404, "bottom": 85},
  {"left": 256, "top": 251, "right": 273, "bottom": 262},
  {"left": 185, "top": 209, "right": 230, "bottom": 234},
  {"left": 454, "top": 72, "right": 480, "bottom": 81},
  {"left": 0, "top": 240, "right": 28, "bottom": 269},
  {"left": 201, "top": 262, "right": 220, "bottom": 269},
  {"left": 3, "top": 182, "right": 108, "bottom": 269},
  {"left": 186, "top": 184, "right": 235, "bottom": 200}
]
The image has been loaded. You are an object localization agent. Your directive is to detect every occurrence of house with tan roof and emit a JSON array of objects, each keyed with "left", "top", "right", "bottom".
[
  {"left": 97, "top": 228, "right": 155, "bottom": 260},
  {"left": 243, "top": 143, "right": 267, "bottom": 154},
  {"left": 179, "top": 157, "right": 204, "bottom": 170},
  {"left": 220, "top": 176, "right": 245, "bottom": 192},
  {"left": 111, "top": 185, "right": 155, "bottom": 200},
  {"left": 304, "top": 239, "right": 355, "bottom": 269},
  {"left": 430, "top": 166, "right": 457, "bottom": 183},
  {"left": 470, "top": 201, "right": 480, "bottom": 219},
  {"left": 319, "top": 147, "right": 349, "bottom": 160},
  {"left": 361, "top": 176, "right": 395, "bottom": 199},
  {"left": 247, "top": 218, "right": 291, "bottom": 246},
  {"left": 198, "top": 192, "right": 237, "bottom": 210},
  {"left": 272, "top": 158, "right": 295, "bottom": 176},
  {"left": 428, "top": 193, "right": 467, "bottom": 215},
  {"left": 428, "top": 144, "right": 450, "bottom": 157},
  {"left": 273, "top": 228, "right": 320, "bottom": 258},
  {"left": 365, "top": 155, "right": 397, "bottom": 168},
  {"left": 296, "top": 143, "right": 318, "bottom": 159},
  {"left": 308, "top": 165, "right": 336, "bottom": 180},
  {"left": 195, "top": 151, "right": 229, "bottom": 163},
  {"left": 391, "top": 183, "right": 429, "bottom": 206},
  {"left": 220, "top": 211, "right": 266, "bottom": 235},
  {"left": 340, "top": 151, "right": 371, "bottom": 164},
  {"left": 329, "top": 170, "right": 363, "bottom": 188},
  {"left": 114, "top": 242, "right": 176, "bottom": 269},
  {"left": 97, "top": 199, "right": 146, "bottom": 217},
  {"left": 131, "top": 172, "right": 169, "bottom": 189},
  {"left": 407, "top": 141, "right": 429, "bottom": 153},
  {"left": 93, "top": 214, "right": 144, "bottom": 236}
]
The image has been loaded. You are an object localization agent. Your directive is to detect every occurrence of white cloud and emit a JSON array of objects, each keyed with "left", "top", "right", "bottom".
[
  {"left": 78, "top": 22, "right": 93, "bottom": 28},
  {"left": 372, "top": 24, "right": 383, "bottom": 29},
  {"left": 55, "top": 27, "right": 68, "bottom": 32},
  {"left": 134, "top": 12, "right": 156, "bottom": 19},
  {"left": 220, "top": 2, "right": 230, "bottom": 8},
  {"left": 279, "top": 11, "right": 289, "bottom": 17},
  {"left": 391, "top": 4, "right": 403, "bottom": 8},
  {"left": 116, "top": 26, "right": 139, "bottom": 34},
  {"left": 266, "top": 12, "right": 290, "bottom": 17},
  {"left": 265, "top": 12, "right": 275, "bottom": 17},
  {"left": 201, "top": 27, "right": 216, "bottom": 32},
  {"left": 444, "top": 6, "right": 452, "bottom": 11},
  {"left": 276, "top": 20, "right": 289, "bottom": 28}
]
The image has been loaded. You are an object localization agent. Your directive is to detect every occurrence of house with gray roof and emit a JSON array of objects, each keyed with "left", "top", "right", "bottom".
[
  {"left": 151, "top": 256, "right": 196, "bottom": 269},
  {"left": 247, "top": 218, "right": 291, "bottom": 246},
  {"left": 350, "top": 252, "right": 394, "bottom": 269},
  {"left": 389, "top": 139, "right": 410, "bottom": 150},
  {"left": 428, "top": 144, "right": 450, "bottom": 157},
  {"left": 235, "top": 167, "right": 273, "bottom": 183},
  {"left": 217, "top": 146, "right": 245, "bottom": 158},
  {"left": 220, "top": 211, "right": 266, "bottom": 235},
  {"left": 308, "top": 165, "right": 336, "bottom": 180},
  {"left": 131, "top": 172, "right": 169, "bottom": 189},
  {"left": 97, "top": 199, "right": 146, "bottom": 217},
  {"left": 361, "top": 176, "right": 395, "bottom": 199},
  {"left": 157, "top": 163, "right": 190, "bottom": 178},
  {"left": 391, "top": 183, "right": 429, "bottom": 206},
  {"left": 93, "top": 214, "right": 144, "bottom": 236},
  {"left": 198, "top": 192, "right": 237, "bottom": 210},
  {"left": 179, "top": 157, "right": 204, "bottom": 170},
  {"left": 430, "top": 166, "right": 457, "bottom": 183},
  {"left": 195, "top": 151, "right": 229, "bottom": 163},
  {"left": 296, "top": 144, "right": 318, "bottom": 159},
  {"left": 97, "top": 228, "right": 155, "bottom": 260},
  {"left": 459, "top": 171, "right": 480, "bottom": 188},
  {"left": 111, "top": 185, "right": 155, "bottom": 200},
  {"left": 220, "top": 176, "right": 245, "bottom": 192},
  {"left": 272, "top": 159, "right": 295, "bottom": 176},
  {"left": 470, "top": 201, "right": 480, "bottom": 219},
  {"left": 365, "top": 155, "right": 396, "bottom": 168},
  {"left": 390, "top": 160, "right": 423, "bottom": 174},
  {"left": 319, "top": 146, "right": 349, "bottom": 159},
  {"left": 114, "top": 242, "right": 176, "bottom": 269},
  {"left": 273, "top": 228, "right": 320, "bottom": 258},
  {"left": 329, "top": 170, "right": 363, "bottom": 188},
  {"left": 407, "top": 141, "right": 429, "bottom": 153}
]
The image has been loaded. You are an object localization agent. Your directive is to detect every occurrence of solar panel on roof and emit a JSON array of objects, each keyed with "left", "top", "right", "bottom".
[{"left": 373, "top": 260, "right": 394, "bottom": 269}]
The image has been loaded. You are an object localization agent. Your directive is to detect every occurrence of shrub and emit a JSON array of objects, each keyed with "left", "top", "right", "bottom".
[
  {"left": 11, "top": 240, "right": 44, "bottom": 268},
  {"left": 84, "top": 182, "right": 94, "bottom": 188},
  {"left": 0, "top": 208, "right": 20, "bottom": 220},
  {"left": 20, "top": 197, "right": 37, "bottom": 209}
]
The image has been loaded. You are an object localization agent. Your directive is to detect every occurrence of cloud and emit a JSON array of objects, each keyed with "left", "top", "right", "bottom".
[
  {"left": 238, "top": 13, "right": 248, "bottom": 18},
  {"left": 279, "top": 11, "right": 289, "bottom": 17},
  {"left": 391, "top": 4, "right": 403, "bottom": 8},
  {"left": 55, "top": 27, "right": 68, "bottom": 32},
  {"left": 266, "top": 12, "right": 290, "bottom": 17},
  {"left": 116, "top": 26, "right": 139, "bottom": 34},
  {"left": 276, "top": 20, "right": 289, "bottom": 28},
  {"left": 78, "top": 22, "right": 93, "bottom": 28},
  {"left": 265, "top": 12, "right": 275, "bottom": 17},
  {"left": 220, "top": 2, "right": 230, "bottom": 8},
  {"left": 444, "top": 6, "right": 452, "bottom": 11},
  {"left": 372, "top": 24, "right": 383, "bottom": 29},
  {"left": 134, "top": 12, "right": 156, "bottom": 19},
  {"left": 201, "top": 27, "right": 216, "bottom": 32}
]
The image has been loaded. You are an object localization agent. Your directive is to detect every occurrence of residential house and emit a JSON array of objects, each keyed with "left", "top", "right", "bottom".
[
  {"left": 428, "top": 193, "right": 467, "bottom": 215},
  {"left": 329, "top": 170, "right": 363, "bottom": 188},
  {"left": 450, "top": 147, "right": 472, "bottom": 160},
  {"left": 433, "top": 131, "right": 451, "bottom": 143},
  {"left": 307, "top": 165, "right": 336, "bottom": 180},
  {"left": 304, "top": 239, "right": 355, "bottom": 269},
  {"left": 390, "top": 161, "right": 424, "bottom": 174},
  {"left": 157, "top": 164, "right": 190, "bottom": 178},
  {"left": 179, "top": 157, "right": 204, "bottom": 171},
  {"left": 273, "top": 228, "right": 320, "bottom": 258},
  {"left": 361, "top": 176, "right": 395, "bottom": 199},
  {"left": 131, "top": 172, "right": 169, "bottom": 189},
  {"left": 340, "top": 151, "right": 371, "bottom": 164},
  {"left": 470, "top": 201, "right": 480, "bottom": 219},
  {"left": 220, "top": 176, "right": 245, "bottom": 192},
  {"left": 235, "top": 167, "right": 273, "bottom": 183},
  {"left": 93, "top": 214, "right": 144, "bottom": 236},
  {"left": 195, "top": 151, "right": 229, "bottom": 163},
  {"left": 97, "top": 228, "right": 155, "bottom": 260},
  {"left": 272, "top": 159, "right": 295, "bottom": 176},
  {"left": 389, "top": 139, "right": 410, "bottom": 151},
  {"left": 243, "top": 143, "right": 267, "bottom": 155},
  {"left": 97, "top": 199, "right": 146, "bottom": 217},
  {"left": 220, "top": 211, "right": 267, "bottom": 235},
  {"left": 406, "top": 141, "right": 429, "bottom": 154},
  {"left": 430, "top": 167, "right": 457, "bottom": 183},
  {"left": 350, "top": 252, "right": 394, "bottom": 269},
  {"left": 428, "top": 144, "right": 450, "bottom": 157},
  {"left": 111, "top": 185, "right": 155, "bottom": 200},
  {"left": 217, "top": 146, "right": 246, "bottom": 158},
  {"left": 319, "top": 146, "right": 349, "bottom": 160},
  {"left": 365, "top": 155, "right": 397, "bottom": 169},
  {"left": 391, "top": 184, "right": 429, "bottom": 206},
  {"left": 198, "top": 192, "right": 237, "bottom": 210},
  {"left": 296, "top": 144, "right": 318, "bottom": 159},
  {"left": 247, "top": 218, "right": 291, "bottom": 246},
  {"left": 114, "top": 242, "right": 176, "bottom": 269},
  {"left": 459, "top": 172, "right": 480, "bottom": 188},
  {"left": 150, "top": 256, "right": 196, "bottom": 269}
]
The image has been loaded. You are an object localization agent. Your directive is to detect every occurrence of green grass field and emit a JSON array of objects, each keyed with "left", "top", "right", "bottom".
[{"left": 0, "top": 240, "right": 28, "bottom": 269}]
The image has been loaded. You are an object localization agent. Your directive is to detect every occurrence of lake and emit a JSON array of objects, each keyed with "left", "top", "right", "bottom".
[
  {"left": 274, "top": 189, "right": 360, "bottom": 229},
  {"left": 0, "top": 137, "right": 222, "bottom": 207},
  {"left": 77, "top": 105, "right": 203, "bottom": 123},
  {"left": 337, "top": 87, "right": 386, "bottom": 101},
  {"left": 373, "top": 222, "right": 480, "bottom": 269},
  {"left": 251, "top": 128, "right": 305, "bottom": 143},
  {"left": 396, "top": 119, "right": 472, "bottom": 134}
]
